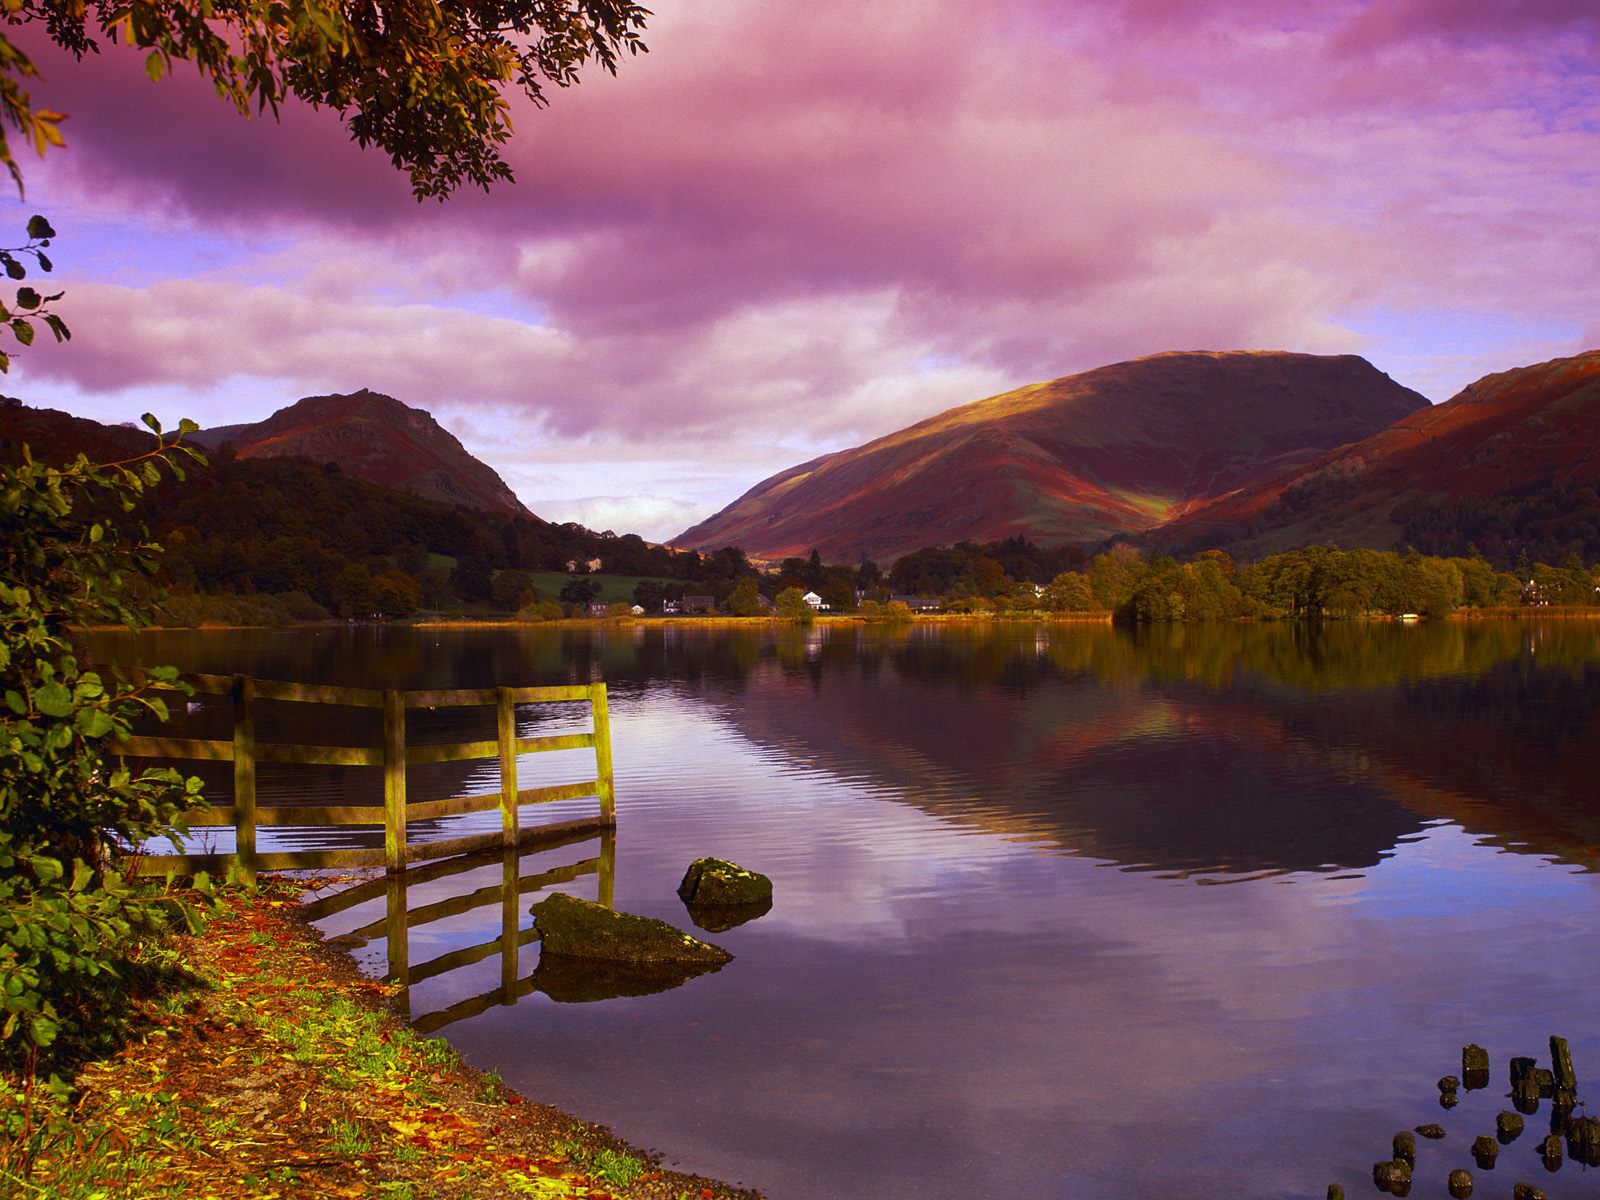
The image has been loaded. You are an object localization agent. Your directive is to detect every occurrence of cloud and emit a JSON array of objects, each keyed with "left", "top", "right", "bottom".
[{"left": 11, "top": 0, "right": 1599, "bottom": 538}]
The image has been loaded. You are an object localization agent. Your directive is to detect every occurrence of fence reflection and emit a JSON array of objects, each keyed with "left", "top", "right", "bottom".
[{"left": 302, "top": 826, "right": 615, "bottom": 1033}]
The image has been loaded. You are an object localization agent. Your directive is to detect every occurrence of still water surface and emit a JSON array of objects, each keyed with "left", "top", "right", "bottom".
[{"left": 87, "top": 621, "right": 1600, "bottom": 1199}]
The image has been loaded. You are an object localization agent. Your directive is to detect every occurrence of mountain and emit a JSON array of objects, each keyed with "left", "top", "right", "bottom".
[
  {"left": 1152, "top": 349, "right": 1600, "bottom": 562},
  {"left": 0, "top": 398, "right": 151, "bottom": 463},
  {"left": 193, "top": 390, "right": 531, "bottom": 517},
  {"left": 674, "top": 352, "right": 1428, "bottom": 564}
]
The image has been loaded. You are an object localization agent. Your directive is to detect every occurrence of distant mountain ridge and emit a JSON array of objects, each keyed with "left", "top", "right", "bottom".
[
  {"left": 194, "top": 389, "right": 531, "bottom": 517},
  {"left": 1152, "top": 349, "right": 1600, "bottom": 561},
  {"left": 675, "top": 351, "right": 1429, "bottom": 563}
]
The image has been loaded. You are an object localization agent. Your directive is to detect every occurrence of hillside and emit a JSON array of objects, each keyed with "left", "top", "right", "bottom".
[
  {"left": 1153, "top": 349, "right": 1600, "bottom": 563},
  {"left": 675, "top": 352, "right": 1428, "bottom": 563},
  {"left": 194, "top": 390, "right": 531, "bottom": 517},
  {"left": 0, "top": 398, "right": 151, "bottom": 462}
]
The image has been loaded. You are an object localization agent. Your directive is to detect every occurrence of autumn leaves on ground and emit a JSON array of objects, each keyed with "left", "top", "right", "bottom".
[{"left": 0, "top": 879, "right": 759, "bottom": 1200}]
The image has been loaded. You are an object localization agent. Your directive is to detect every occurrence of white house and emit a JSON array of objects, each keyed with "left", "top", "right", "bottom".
[
  {"left": 802, "top": 591, "right": 827, "bottom": 611},
  {"left": 630, "top": 604, "right": 645, "bottom": 616}
]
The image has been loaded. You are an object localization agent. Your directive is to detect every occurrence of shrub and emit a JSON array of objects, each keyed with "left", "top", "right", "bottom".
[{"left": 0, "top": 420, "right": 207, "bottom": 1068}]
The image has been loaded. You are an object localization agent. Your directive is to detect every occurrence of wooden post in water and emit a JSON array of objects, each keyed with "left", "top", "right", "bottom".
[
  {"left": 382, "top": 689, "right": 407, "bottom": 872},
  {"left": 599, "top": 828, "right": 616, "bottom": 910},
  {"left": 590, "top": 682, "right": 616, "bottom": 827},
  {"left": 231, "top": 675, "right": 257, "bottom": 885},
  {"left": 497, "top": 687, "right": 518, "bottom": 849},
  {"left": 386, "top": 869, "right": 410, "bottom": 1019},
  {"left": 500, "top": 848, "right": 519, "bottom": 1000}
]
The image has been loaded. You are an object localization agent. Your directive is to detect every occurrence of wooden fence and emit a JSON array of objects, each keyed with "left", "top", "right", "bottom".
[
  {"left": 116, "top": 674, "right": 616, "bottom": 880},
  {"left": 299, "top": 828, "right": 615, "bottom": 1033}
]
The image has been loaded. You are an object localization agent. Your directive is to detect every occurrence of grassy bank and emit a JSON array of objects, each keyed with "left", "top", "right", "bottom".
[{"left": 0, "top": 879, "right": 760, "bottom": 1200}]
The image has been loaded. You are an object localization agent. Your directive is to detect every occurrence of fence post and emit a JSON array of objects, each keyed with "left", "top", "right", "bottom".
[
  {"left": 599, "top": 828, "right": 616, "bottom": 910},
  {"left": 383, "top": 689, "right": 407, "bottom": 872},
  {"left": 497, "top": 687, "right": 518, "bottom": 849},
  {"left": 590, "top": 683, "right": 616, "bottom": 827},
  {"left": 385, "top": 870, "right": 410, "bottom": 1018},
  {"left": 231, "top": 674, "right": 256, "bottom": 885},
  {"left": 500, "top": 848, "right": 519, "bottom": 999}
]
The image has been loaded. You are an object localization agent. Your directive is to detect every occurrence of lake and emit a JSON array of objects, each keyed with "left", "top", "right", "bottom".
[{"left": 85, "top": 619, "right": 1600, "bottom": 1199}]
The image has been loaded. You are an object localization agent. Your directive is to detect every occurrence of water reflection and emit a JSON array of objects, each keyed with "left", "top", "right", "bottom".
[
  {"left": 299, "top": 828, "right": 697, "bottom": 1032},
  {"left": 82, "top": 619, "right": 1600, "bottom": 1199}
]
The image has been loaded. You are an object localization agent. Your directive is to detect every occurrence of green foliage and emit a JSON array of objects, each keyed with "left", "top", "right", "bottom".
[
  {"left": 558, "top": 576, "right": 602, "bottom": 607},
  {"left": 726, "top": 576, "right": 762, "bottom": 617},
  {"left": 0, "top": 425, "right": 206, "bottom": 1064},
  {"left": 1039, "top": 572, "right": 1097, "bottom": 612},
  {"left": 1, "top": 0, "right": 648, "bottom": 200},
  {"left": 1088, "top": 544, "right": 1147, "bottom": 611},
  {"left": 0, "top": 215, "right": 67, "bottom": 375},
  {"left": 774, "top": 586, "right": 813, "bottom": 623}
]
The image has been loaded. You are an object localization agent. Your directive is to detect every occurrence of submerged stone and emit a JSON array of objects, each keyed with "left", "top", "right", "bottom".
[
  {"left": 1415, "top": 1124, "right": 1446, "bottom": 1140},
  {"left": 1438, "top": 1075, "right": 1460, "bottom": 1094},
  {"left": 1326, "top": 1185, "right": 1343, "bottom": 1200},
  {"left": 530, "top": 892, "right": 733, "bottom": 964},
  {"left": 1447, "top": 1167, "right": 1473, "bottom": 1198},
  {"left": 1510, "top": 1056, "right": 1537, "bottom": 1087},
  {"left": 1497, "top": 1111, "right": 1524, "bottom": 1143},
  {"left": 1512, "top": 1185, "right": 1546, "bottom": 1200},
  {"left": 1471, "top": 1135, "right": 1498, "bottom": 1168},
  {"left": 677, "top": 858, "right": 774, "bottom": 907}
]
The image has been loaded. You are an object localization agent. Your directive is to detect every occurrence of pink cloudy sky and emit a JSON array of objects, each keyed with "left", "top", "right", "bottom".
[{"left": 6, "top": 0, "right": 1598, "bottom": 539}]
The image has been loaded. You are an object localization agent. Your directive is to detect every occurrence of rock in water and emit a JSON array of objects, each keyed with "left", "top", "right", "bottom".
[
  {"left": 677, "top": 858, "right": 774, "bottom": 907},
  {"left": 1539, "top": 1133, "right": 1562, "bottom": 1170},
  {"left": 1447, "top": 1168, "right": 1473, "bottom": 1198},
  {"left": 1497, "top": 1111, "right": 1524, "bottom": 1143},
  {"left": 1550, "top": 1036, "right": 1575, "bottom": 1091},
  {"left": 1372, "top": 1160, "right": 1411, "bottom": 1193},
  {"left": 530, "top": 892, "right": 733, "bottom": 964},
  {"left": 1393, "top": 1131, "right": 1415, "bottom": 1167},
  {"left": 1471, "top": 1135, "right": 1498, "bottom": 1167},
  {"left": 1512, "top": 1185, "right": 1546, "bottom": 1200},
  {"left": 1327, "top": 1185, "right": 1344, "bottom": 1200},
  {"left": 1463, "top": 1043, "right": 1491, "bottom": 1090},
  {"left": 1415, "top": 1124, "right": 1446, "bottom": 1140}
]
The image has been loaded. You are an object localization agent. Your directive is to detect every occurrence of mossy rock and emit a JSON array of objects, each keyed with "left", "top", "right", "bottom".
[
  {"left": 677, "top": 858, "right": 773, "bottom": 907},
  {"left": 530, "top": 892, "right": 733, "bottom": 965}
]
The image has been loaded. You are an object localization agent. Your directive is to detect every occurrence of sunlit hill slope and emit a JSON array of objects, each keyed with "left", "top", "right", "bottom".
[{"left": 675, "top": 352, "right": 1427, "bottom": 564}]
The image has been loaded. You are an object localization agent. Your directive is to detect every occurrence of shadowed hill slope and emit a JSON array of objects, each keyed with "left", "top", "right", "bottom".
[{"left": 1153, "top": 349, "right": 1600, "bottom": 561}]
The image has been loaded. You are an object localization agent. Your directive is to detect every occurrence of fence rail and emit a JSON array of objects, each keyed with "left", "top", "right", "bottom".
[{"left": 115, "top": 674, "right": 616, "bottom": 879}]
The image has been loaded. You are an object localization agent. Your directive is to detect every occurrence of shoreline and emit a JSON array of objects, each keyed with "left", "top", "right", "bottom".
[
  {"left": 78, "top": 606, "right": 1600, "bottom": 633},
  {"left": 0, "top": 878, "right": 761, "bottom": 1200}
]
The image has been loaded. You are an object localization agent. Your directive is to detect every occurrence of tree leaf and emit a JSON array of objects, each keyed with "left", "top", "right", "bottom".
[{"left": 35, "top": 681, "right": 73, "bottom": 717}]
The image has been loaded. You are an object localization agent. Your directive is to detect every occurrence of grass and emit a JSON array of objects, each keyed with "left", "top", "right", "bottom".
[
  {"left": 0, "top": 878, "right": 761, "bottom": 1200},
  {"left": 551, "top": 1140, "right": 648, "bottom": 1189}
]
